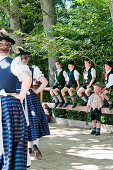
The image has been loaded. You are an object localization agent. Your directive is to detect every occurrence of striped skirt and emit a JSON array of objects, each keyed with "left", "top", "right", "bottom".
[
  {"left": 23, "top": 89, "right": 50, "bottom": 141},
  {"left": 0, "top": 96, "right": 28, "bottom": 170}
]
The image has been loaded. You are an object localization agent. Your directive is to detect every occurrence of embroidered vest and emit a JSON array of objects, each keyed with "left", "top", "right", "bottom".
[
  {"left": 83, "top": 67, "right": 94, "bottom": 84},
  {"left": 67, "top": 69, "right": 76, "bottom": 84},
  {"left": 55, "top": 70, "right": 65, "bottom": 85},
  {"left": 0, "top": 57, "right": 17, "bottom": 93}
]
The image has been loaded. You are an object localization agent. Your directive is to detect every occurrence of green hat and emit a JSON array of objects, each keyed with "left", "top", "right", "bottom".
[
  {"left": 93, "top": 82, "right": 102, "bottom": 88},
  {"left": 0, "top": 35, "right": 15, "bottom": 45},
  {"left": 105, "top": 61, "right": 113, "bottom": 68},
  {"left": 15, "top": 50, "right": 30, "bottom": 57}
]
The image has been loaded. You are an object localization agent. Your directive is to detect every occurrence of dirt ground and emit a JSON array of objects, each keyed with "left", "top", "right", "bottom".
[{"left": 29, "top": 123, "right": 113, "bottom": 170}]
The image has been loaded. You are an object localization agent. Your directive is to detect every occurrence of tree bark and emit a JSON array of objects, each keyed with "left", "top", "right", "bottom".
[
  {"left": 9, "top": 0, "right": 22, "bottom": 46},
  {"left": 0, "top": 0, "right": 22, "bottom": 46},
  {"left": 40, "top": 0, "right": 57, "bottom": 86},
  {"left": 109, "top": 0, "right": 113, "bottom": 22}
]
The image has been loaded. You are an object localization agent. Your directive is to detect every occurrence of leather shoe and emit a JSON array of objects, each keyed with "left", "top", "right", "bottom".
[
  {"left": 54, "top": 102, "right": 59, "bottom": 108},
  {"left": 59, "top": 102, "right": 63, "bottom": 107},
  {"left": 72, "top": 103, "right": 76, "bottom": 109},
  {"left": 109, "top": 104, "right": 113, "bottom": 110},
  {"left": 63, "top": 102, "right": 69, "bottom": 108}
]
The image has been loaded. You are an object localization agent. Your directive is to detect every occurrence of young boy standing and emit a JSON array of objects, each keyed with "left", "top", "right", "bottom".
[
  {"left": 50, "top": 61, "right": 69, "bottom": 108},
  {"left": 102, "top": 61, "right": 113, "bottom": 110},
  {"left": 61, "top": 61, "right": 80, "bottom": 109},
  {"left": 87, "top": 82, "right": 104, "bottom": 136},
  {"left": 77, "top": 59, "right": 96, "bottom": 106}
]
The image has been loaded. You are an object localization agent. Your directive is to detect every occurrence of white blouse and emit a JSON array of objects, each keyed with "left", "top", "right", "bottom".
[
  {"left": 0, "top": 56, "right": 31, "bottom": 80},
  {"left": 32, "top": 65, "right": 44, "bottom": 81}
]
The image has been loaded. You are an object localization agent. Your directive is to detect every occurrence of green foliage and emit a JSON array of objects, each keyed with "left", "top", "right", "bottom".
[
  {"left": 0, "top": 0, "right": 113, "bottom": 124},
  {"left": 0, "top": 9, "right": 10, "bottom": 28}
]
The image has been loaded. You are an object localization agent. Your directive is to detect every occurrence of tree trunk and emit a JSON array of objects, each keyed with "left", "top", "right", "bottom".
[
  {"left": 40, "top": 0, "right": 57, "bottom": 87},
  {"left": 9, "top": 0, "right": 22, "bottom": 46},
  {"left": 109, "top": 0, "right": 113, "bottom": 22},
  {"left": 0, "top": 0, "right": 22, "bottom": 47}
]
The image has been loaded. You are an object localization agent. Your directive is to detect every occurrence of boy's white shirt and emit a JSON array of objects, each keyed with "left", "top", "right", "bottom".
[
  {"left": 55, "top": 69, "right": 69, "bottom": 82},
  {"left": 87, "top": 92, "right": 104, "bottom": 110},
  {"left": 105, "top": 70, "right": 113, "bottom": 88},
  {"left": 68, "top": 69, "right": 80, "bottom": 80},
  {"left": 83, "top": 67, "right": 96, "bottom": 80}
]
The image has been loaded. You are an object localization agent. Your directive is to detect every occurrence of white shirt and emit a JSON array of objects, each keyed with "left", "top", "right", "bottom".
[
  {"left": 43, "top": 108, "right": 49, "bottom": 115},
  {"left": 87, "top": 93, "right": 104, "bottom": 110},
  {"left": 32, "top": 66, "right": 44, "bottom": 81},
  {"left": 83, "top": 67, "right": 96, "bottom": 80},
  {"left": 69, "top": 69, "right": 80, "bottom": 81},
  {"left": 73, "top": 69, "right": 80, "bottom": 80},
  {"left": 105, "top": 70, "right": 113, "bottom": 88},
  {"left": 11, "top": 57, "right": 31, "bottom": 80},
  {"left": 0, "top": 56, "right": 31, "bottom": 80},
  {"left": 55, "top": 69, "right": 69, "bottom": 82}
]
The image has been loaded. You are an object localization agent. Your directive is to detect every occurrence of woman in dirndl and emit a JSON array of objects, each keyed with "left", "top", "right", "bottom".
[
  {"left": 0, "top": 29, "right": 32, "bottom": 170},
  {"left": 16, "top": 47, "right": 50, "bottom": 160}
]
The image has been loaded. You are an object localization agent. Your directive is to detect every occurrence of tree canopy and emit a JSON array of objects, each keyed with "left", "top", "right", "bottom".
[{"left": 0, "top": 0, "right": 113, "bottom": 122}]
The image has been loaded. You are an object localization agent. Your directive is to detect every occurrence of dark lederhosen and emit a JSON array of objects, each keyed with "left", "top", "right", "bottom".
[
  {"left": 52, "top": 70, "right": 65, "bottom": 89},
  {"left": 83, "top": 67, "right": 96, "bottom": 89},
  {"left": 16, "top": 67, "right": 50, "bottom": 142},
  {"left": 66, "top": 69, "right": 77, "bottom": 89},
  {"left": 0, "top": 57, "right": 28, "bottom": 170},
  {"left": 90, "top": 108, "right": 101, "bottom": 121}
]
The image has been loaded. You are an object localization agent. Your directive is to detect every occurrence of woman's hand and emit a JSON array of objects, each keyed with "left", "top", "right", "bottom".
[
  {"left": 9, "top": 93, "right": 24, "bottom": 101},
  {"left": 31, "top": 88, "right": 38, "bottom": 94}
]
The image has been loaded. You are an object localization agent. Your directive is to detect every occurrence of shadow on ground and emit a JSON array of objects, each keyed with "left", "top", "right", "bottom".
[{"left": 29, "top": 123, "right": 113, "bottom": 170}]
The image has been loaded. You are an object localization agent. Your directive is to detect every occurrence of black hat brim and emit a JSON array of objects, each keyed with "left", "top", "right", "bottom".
[
  {"left": 0, "top": 36, "right": 15, "bottom": 45},
  {"left": 15, "top": 51, "right": 31, "bottom": 57},
  {"left": 105, "top": 61, "right": 113, "bottom": 68}
]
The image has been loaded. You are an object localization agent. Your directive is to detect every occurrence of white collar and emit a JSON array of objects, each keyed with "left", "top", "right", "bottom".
[
  {"left": 57, "top": 68, "right": 62, "bottom": 73},
  {"left": 85, "top": 67, "right": 90, "bottom": 71},
  {"left": 106, "top": 70, "right": 112, "bottom": 74},
  {"left": 0, "top": 55, "right": 7, "bottom": 61}
]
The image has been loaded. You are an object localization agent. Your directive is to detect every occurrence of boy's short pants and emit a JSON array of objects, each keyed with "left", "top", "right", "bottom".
[
  {"left": 90, "top": 108, "right": 101, "bottom": 121},
  {"left": 52, "top": 83, "right": 65, "bottom": 90},
  {"left": 66, "top": 82, "right": 77, "bottom": 89},
  {"left": 82, "top": 83, "right": 89, "bottom": 89}
]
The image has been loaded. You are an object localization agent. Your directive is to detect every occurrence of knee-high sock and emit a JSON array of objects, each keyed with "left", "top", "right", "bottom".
[
  {"left": 71, "top": 95, "right": 75, "bottom": 104},
  {"left": 80, "top": 95, "right": 87, "bottom": 102},
  {"left": 62, "top": 95, "right": 68, "bottom": 103},
  {"left": 28, "top": 141, "right": 33, "bottom": 149},
  {"left": 52, "top": 95, "right": 58, "bottom": 103},
  {"left": 57, "top": 94, "right": 63, "bottom": 102},
  {"left": 33, "top": 139, "right": 39, "bottom": 146},
  {"left": 108, "top": 100, "right": 112, "bottom": 104}
]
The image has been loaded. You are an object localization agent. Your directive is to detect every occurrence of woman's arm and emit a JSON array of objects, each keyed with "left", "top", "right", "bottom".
[
  {"left": 10, "top": 71, "right": 32, "bottom": 100},
  {"left": 32, "top": 76, "right": 48, "bottom": 94}
]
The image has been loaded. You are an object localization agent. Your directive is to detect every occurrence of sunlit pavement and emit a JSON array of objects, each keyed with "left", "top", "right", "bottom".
[{"left": 29, "top": 123, "right": 113, "bottom": 170}]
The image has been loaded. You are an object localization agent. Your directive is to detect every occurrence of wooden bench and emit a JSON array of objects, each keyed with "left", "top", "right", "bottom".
[{"left": 40, "top": 87, "right": 113, "bottom": 115}]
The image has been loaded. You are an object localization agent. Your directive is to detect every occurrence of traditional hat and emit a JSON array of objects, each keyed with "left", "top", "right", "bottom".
[
  {"left": 93, "top": 82, "right": 102, "bottom": 88},
  {"left": 0, "top": 28, "right": 15, "bottom": 45},
  {"left": 105, "top": 61, "right": 113, "bottom": 68},
  {"left": 15, "top": 46, "right": 30, "bottom": 56},
  {"left": 68, "top": 60, "right": 75, "bottom": 65}
]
